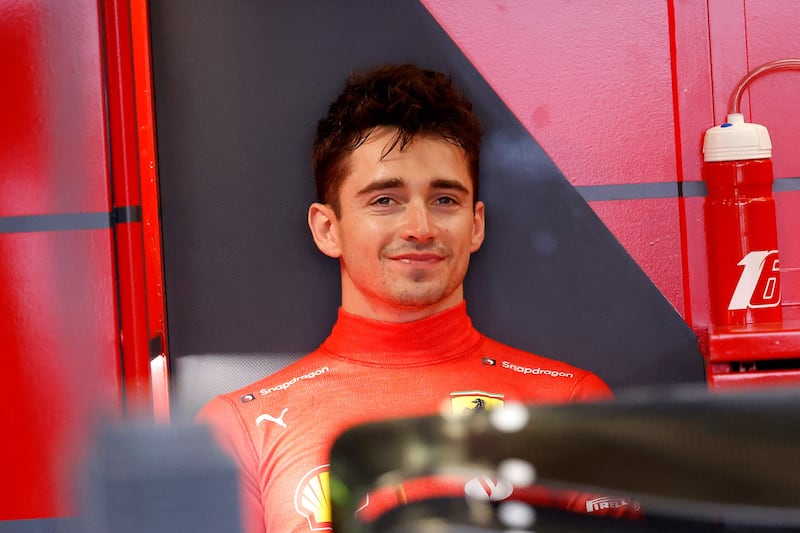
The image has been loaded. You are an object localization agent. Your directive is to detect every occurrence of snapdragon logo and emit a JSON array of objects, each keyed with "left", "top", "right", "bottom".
[
  {"left": 259, "top": 367, "right": 330, "bottom": 396},
  {"left": 501, "top": 361, "right": 574, "bottom": 378}
]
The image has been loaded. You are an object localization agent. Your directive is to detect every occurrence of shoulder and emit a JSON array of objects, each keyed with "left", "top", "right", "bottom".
[
  {"left": 478, "top": 337, "right": 613, "bottom": 402},
  {"left": 195, "top": 354, "right": 333, "bottom": 455},
  {"left": 479, "top": 336, "right": 589, "bottom": 374},
  {"left": 203, "top": 353, "right": 332, "bottom": 417}
]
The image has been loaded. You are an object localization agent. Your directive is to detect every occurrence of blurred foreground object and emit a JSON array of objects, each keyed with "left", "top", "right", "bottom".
[
  {"left": 330, "top": 386, "right": 800, "bottom": 532},
  {"left": 80, "top": 422, "right": 241, "bottom": 533}
]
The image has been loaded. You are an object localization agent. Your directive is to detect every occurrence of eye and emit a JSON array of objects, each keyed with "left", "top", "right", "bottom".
[
  {"left": 373, "top": 196, "right": 394, "bottom": 205},
  {"left": 434, "top": 196, "right": 458, "bottom": 206}
]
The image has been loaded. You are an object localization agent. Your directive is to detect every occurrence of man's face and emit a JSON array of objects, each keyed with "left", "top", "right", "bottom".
[{"left": 308, "top": 126, "right": 485, "bottom": 322}]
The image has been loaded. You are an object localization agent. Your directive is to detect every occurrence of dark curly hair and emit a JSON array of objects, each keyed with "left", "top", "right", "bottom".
[{"left": 312, "top": 64, "right": 483, "bottom": 216}]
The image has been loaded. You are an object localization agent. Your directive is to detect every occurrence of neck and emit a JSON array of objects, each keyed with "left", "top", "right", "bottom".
[{"left": 340, "top": 286, "right": 465, "bottom": 323}]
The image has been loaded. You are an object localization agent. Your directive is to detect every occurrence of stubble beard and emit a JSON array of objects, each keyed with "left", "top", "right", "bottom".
[
  {"left": 381, "top": 243, "right": 452, "bottom": 306},
  {"left": 388, "top": 280, "right": 450, "bottom": 307},
  {"left": 383, "top": 263, "right": 464, "bottom": 308}
]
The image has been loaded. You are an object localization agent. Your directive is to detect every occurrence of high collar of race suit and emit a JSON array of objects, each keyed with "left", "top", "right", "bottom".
[{"left": 322, "top": 301, "right": 483, "bottom": 367}]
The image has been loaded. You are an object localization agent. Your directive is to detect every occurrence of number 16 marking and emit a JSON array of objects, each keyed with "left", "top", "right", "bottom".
[{"left": 728, "top": 250, "right": 781, "bottom": 311}]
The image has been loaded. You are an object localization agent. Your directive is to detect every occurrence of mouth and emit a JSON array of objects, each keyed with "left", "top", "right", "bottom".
[{"left": 388, "top": 253, "right": 444, "bottom": 264}]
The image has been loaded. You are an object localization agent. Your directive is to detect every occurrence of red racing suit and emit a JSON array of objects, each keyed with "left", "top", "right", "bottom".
[{"left": 198, "top": 302, "right": 617, "bottom": 533}]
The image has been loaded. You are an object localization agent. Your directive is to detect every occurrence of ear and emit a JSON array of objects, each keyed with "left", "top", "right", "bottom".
[
  {"left": 470, "top": 200, "right": 486, "bottom": 253},
  {"left": 308, "top": 202, "right": 342, "bottom": 258}
]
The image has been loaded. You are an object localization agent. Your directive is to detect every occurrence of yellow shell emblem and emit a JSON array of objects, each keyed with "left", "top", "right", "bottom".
[{"left": 295, "top": 465, "right": 332, "bottom": 530}]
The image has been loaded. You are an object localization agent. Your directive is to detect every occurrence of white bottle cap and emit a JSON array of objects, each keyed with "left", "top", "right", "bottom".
[{"left": 702, "top": 113, "right": 772, "bottom": 162}]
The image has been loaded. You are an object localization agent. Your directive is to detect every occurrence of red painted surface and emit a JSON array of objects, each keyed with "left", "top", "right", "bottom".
[
  {"left": 709, "top": 369, "right": 800, "bottom": 389},
  {"left": 0, "top": 0, "right": 121, "bottom": 519},
  {"left": 589, "top": 199, "right": 685, "bottom": 314},
  {"left": 422, "top": 1, "right": 686, "bottom": 316},
  {"left": 701, "top": 1, "right": 800, "bottom": 388},
  {"left": 703, "top": 0, "right": 800, "bottom": 323},
  {"left": 744, "top": 3, "right": 800, "bottom": 180},
  {"left": 707, "top": 0, "right": 750, "bottom": 122},
  {"left": 708, "top": 1, "right": 800, "bottom": 178},
  {"left": 681, "top": 197, "right": 711, "bottom": 330},
  {"left": 775, "top": 191, "right": 800, "bottom": 318},
  {"left": 670, "top": 0, "right": 714, "bottom": 331},
  {"left": 708, "top": 322, "right": 800, "bottom": 362},
  {"left": 670, "top": 0, "right": 713, "bottom": 183},
  {"left": 102, "top": 0, "right": 154, "bottom": 417},
  {"left": 422, "top": 1, "right": 677, "bottom": 187},
  {"left": 130, "top": 0, "right": 171, "bottom": 420},
  {"left": 424, "top": 1, "right": 800, "bottom": 388},
  {"left": 0, "top": 0, "right": 110, "bottom": 217},
  {"left": 0, "top": 230, "right": 120, "bottom": 519}
]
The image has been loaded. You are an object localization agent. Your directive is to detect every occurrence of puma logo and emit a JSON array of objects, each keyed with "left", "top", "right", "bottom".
[{"left": 256, "top": 408, "right": 288, "bottom": 428}]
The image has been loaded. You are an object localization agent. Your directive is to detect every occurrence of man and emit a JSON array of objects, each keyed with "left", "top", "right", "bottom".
[{"left": 198, "top": 64, "right": 613, "bottom": 533}]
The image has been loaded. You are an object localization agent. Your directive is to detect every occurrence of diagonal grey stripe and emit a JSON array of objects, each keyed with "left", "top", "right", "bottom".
[{"left": 0, "top": 212, "right": 111, "bottom": 234}]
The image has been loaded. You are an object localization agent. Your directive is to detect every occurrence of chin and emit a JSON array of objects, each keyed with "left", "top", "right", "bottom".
[{"left": 387, "top": 285, "right": 453, "bottom": 308}]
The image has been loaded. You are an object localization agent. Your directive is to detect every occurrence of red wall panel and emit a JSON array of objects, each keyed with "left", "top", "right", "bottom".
[
  {"left": 0, "top": 230, "right": 120, "bottom": 519},
  {"left": 741, "top": 2, "right": 800, "bottom": 324},
  {"left": 0, "top": 0, "right": 110, "bottom": 217},
  {"left": 0, "top": 0, "right": 121, "bottom": 520},
  {"left": 421, "top": 1, "right": 677, "bottom": 187},
  {"left": 744, "top": 1, "right": 800, "bottom": 178},
  {"left": 707, "top": 0, "right": 750, "bottom": 121},
  {"left": 671, "top": 0, "right": 714, "bottom": 331},
  {"left": 776, "top": 191, "right": 800, "bottom": 319},
  {"left": 130, "top": 0, "right": 170, "bottom": 419},
  {"left": 590, "top": 199, "right": 685, "bottom": 315},
  {"left": 701, "top": 1, "right": 800, "bottom": 330},
  {"left": 425, "top": 0, "right": 800, "bottom": 340},
  {"left": 422, "top": 0, "right": 688, "bottom": 316}
]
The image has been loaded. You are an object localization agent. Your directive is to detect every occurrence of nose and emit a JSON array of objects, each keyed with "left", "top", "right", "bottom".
[{"left": 400, "top": 201, "right": 436, "bottom": 243}]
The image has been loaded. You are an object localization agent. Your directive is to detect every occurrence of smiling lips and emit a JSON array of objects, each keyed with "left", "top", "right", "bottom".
[{"left": 388, "top": 252, "right": 445, "bottom": 264}]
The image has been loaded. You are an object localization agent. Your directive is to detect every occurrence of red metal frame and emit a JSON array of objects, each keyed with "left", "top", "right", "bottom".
[
  {"left": 130, "top": 0, "right": 171, "bottom": 421},
  {"left": 101, "top": 0, "right": 169, "bottom": 417}
]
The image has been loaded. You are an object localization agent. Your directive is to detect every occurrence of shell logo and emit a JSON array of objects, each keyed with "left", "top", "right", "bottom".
[{"left": 295, "top": 465, "right": 332, "bottom": 531}]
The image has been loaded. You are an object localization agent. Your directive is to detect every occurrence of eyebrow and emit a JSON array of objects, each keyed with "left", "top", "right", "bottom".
[
  {"left": 355, "top": 177, "right": 471, "bottom": 196},
  {"left": 356, "top": 177, "right": 405, "bottom": 196},
  {"left": 431, "top": 178, "right": 471, "bottom": 195}
]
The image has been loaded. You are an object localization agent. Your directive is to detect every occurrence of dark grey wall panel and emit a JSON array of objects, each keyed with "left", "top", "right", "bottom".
[{"left": 149, "top": 1, "right": 704, "bottom": 389}]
